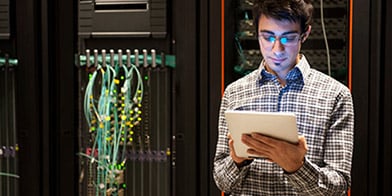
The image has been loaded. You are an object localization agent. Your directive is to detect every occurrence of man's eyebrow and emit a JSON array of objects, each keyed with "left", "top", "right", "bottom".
[{"left": 259, "top": 30, "right": 300, "bottom": 35}]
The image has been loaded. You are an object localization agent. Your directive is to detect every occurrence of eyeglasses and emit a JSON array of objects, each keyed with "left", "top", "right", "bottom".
[{"left": 258, "top": 33, "right": 303, "bottom": 47}]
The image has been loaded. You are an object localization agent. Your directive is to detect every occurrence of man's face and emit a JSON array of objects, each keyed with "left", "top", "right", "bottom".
[{"left": 258, "top": 15, "right": 305, "bottom": 78}]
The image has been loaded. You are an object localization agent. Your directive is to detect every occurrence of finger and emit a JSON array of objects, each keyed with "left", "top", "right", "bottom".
[
  {"left": 245, "top": 141, "right": 271, "bottom": 153},
  {"left": 250, "top": 133, "right": 277, "bottom": 147},
  {"left": 228, "top": 137, "right": 235, "bottom": 152},
  {"left": 229, "top": 137, "right": 250, "bottom": 163},
  {"left": 242, "top": 134, "right": 273, "bottom": 151},
  {"left": 247, "top": 148, "right": 270, "bottom": 158},
  {"left": 241, "top": 133, "right": 259, "bottom": 146},
  {"left": 298, "top": 135, "right": 307, "bottom": 146},
  {"left": 298, "top": 135, "right": 308, "bottom": 152},
  {"left": 228, "top": 134, "right": 240, "bottom": 156}
]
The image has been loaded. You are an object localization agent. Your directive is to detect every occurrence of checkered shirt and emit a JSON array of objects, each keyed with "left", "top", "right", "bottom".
[{"left": 213, "top": 56, "right": 354, "bottom": 195}]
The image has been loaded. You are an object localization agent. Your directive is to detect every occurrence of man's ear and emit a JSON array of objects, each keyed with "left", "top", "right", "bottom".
[{"left": 301, "top": 25, "right": 312, "bottom": 43}]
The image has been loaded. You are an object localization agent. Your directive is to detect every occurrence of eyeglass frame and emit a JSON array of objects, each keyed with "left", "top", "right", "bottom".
[{"left": 258, "top": 31, "right": 304, "bottom": 47}]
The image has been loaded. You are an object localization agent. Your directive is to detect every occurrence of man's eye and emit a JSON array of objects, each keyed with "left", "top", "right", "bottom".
[
  {"left": 263, "top": 36, "right": 275, "bottom": 42},
  {"left": 284, "top": 36, "right": 297, "bottom": 42}
]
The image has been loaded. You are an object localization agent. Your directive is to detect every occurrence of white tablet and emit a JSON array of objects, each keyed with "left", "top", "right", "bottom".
[{"left": 225, "top": 110, "right": 299, "bottom": 158}]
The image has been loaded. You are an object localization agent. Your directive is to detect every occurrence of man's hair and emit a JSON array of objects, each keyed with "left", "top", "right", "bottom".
[{"left": 253, "top": 0, "right": 313, "bottom": 35}]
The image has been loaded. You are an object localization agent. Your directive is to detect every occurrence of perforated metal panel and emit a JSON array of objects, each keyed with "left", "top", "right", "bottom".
[
  {"left": 78, "top": 0, "right": 167, "bottom": 38},
  {"left": 0, "top": 0, "right": 10, "bottom": 39}
]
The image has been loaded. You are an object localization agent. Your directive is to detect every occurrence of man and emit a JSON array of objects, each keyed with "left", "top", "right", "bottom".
[{"left": 213, "top": 0, "right": 354, "bottom": 195}]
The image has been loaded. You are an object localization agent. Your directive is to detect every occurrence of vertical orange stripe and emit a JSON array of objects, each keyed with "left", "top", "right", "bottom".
[
  {"left": 221, "top": 0, "right": 225, "bottom": 96},
  {"left": 221, "top": 1, "right": 225, "bottom": 195},
  {"left": 348, "top": 0, "right": 353, "bottom": 91},
  {"left": 348, "top": 4, "right": 353, "bottom": 196}
]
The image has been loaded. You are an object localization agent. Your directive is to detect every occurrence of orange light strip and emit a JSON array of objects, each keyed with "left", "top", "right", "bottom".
[
  {"left": 348, "top": 0, "right": 353, "bottom": 91},
  {"left": 221, "top": 0, "right": 225, "bottom": 96},
  {"left": 221, "top": 1, "right": 225, "bottom": 194},
  {"left": 221, "top": 1, "right": 226, "bottom": 194}
]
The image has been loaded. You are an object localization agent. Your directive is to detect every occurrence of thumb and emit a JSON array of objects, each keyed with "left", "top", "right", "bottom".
[{"left": 298, "top": 135, "right": 308, "bottom": 151}]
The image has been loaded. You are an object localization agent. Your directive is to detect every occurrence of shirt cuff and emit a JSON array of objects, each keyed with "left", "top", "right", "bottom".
[
  {"left": 284, "top": 158, "right": 319, "bottom": 189},
  {"left": 227, "top": 159, "right": 251, "bottom": 181},
  {"left": 235, "top": 159, "right": 254, "bottom": 168}
]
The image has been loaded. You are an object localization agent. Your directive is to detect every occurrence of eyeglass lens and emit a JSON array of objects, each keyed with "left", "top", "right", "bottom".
[{"left": 259, "top": 33, "right": 301, "bottom": 46}]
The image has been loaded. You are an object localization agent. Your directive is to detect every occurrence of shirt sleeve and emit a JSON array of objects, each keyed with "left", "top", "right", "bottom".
[
  {"left": 285, "top": 88, "right": 354, "bottom": 195},
  {"left": 213, "top": 87, "right": 251, "bottom": 192},
  {"left": 213, "top": 154, "right": 251, "bottom": 192}
]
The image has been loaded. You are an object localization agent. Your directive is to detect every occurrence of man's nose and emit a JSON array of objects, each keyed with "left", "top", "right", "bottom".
[{"left": 272, "top": 39, "right": 285, "bottom": 52}]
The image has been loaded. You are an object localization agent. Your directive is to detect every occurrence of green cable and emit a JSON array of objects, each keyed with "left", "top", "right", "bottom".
[
  {"left": 0, "top": 172, "right": 20, "bottom": 179},
  {"left": 82, "top": 56, "right": 144, "bottom": 195}
]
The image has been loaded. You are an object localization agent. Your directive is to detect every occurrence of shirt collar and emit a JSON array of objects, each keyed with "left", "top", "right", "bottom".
[{"left": 258, "top": 54, "right": 311, "bottom": 85}]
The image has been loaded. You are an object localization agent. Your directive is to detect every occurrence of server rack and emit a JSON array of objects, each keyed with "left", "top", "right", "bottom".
[{"left": 0, "top": 54, "right": 19, "bottom": 196}]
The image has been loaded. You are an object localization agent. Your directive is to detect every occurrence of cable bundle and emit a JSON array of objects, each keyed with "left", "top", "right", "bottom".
[{"left": 80, "top": 49, "right": 144, "bottom": 196}]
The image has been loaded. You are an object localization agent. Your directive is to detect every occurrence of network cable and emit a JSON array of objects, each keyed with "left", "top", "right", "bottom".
[
  {"left": 80, "top": 49, "right": 144, "bottom": 196},
  {"left": 0, "top": 172, "right": 19, "bottom": 178},
  {"left": 320, "top": 0, "right": 332, "bottom": 76}
]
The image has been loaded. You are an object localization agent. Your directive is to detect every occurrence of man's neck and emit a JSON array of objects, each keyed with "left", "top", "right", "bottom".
[{"left": 264, "top": 65, "right": 290, "bottom": 86}]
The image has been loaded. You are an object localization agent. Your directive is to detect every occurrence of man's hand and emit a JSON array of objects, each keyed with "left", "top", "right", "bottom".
[
  {"left": 228, "top": 133, "right": 253, "bottom": 167},
  {"left": 241, "top": 133, "right": 308, "bottom": 173}
]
